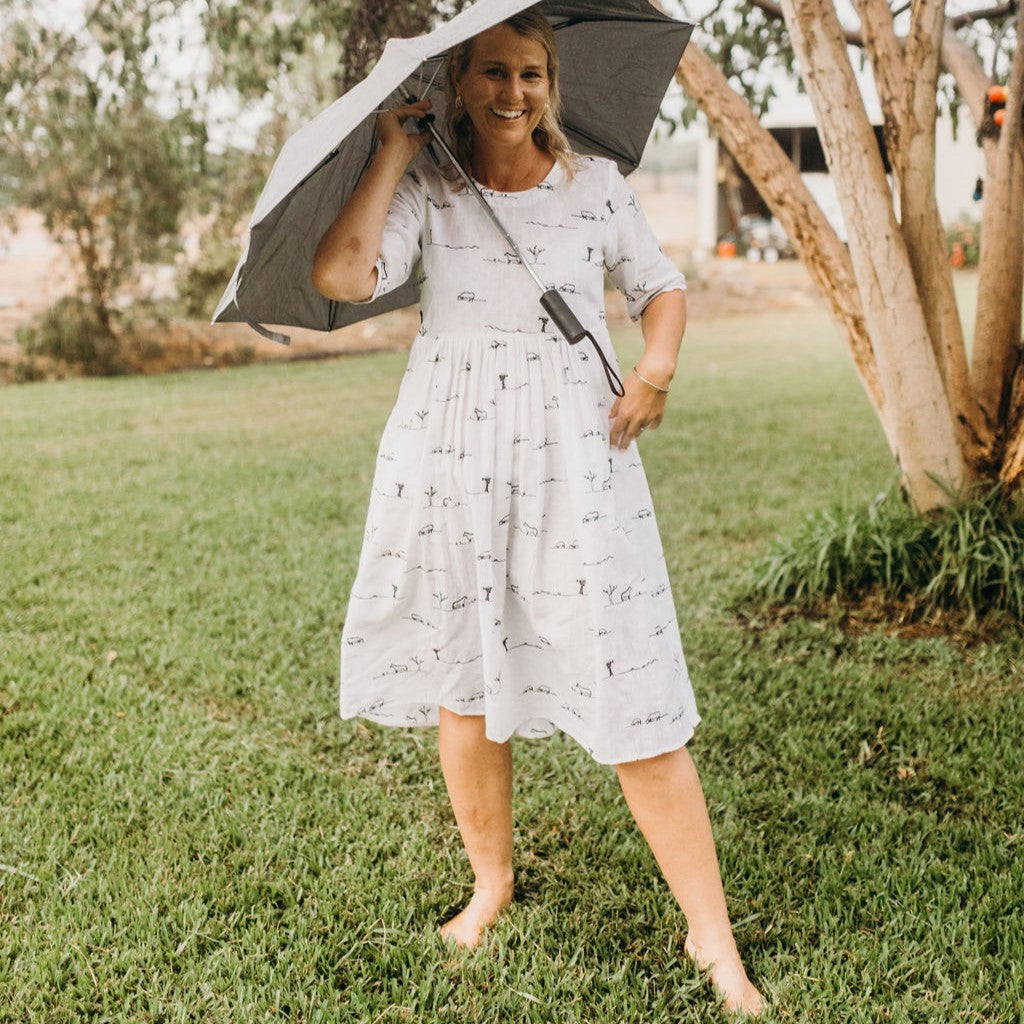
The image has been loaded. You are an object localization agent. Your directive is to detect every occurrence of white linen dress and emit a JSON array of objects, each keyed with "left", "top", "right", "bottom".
[{"left": 339, "top": 154, "right": 700, "bottom": 764}]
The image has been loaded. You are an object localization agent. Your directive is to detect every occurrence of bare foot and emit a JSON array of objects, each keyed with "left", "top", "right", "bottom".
[
  {"left": 685, "top": 936, "right": 765, "bottom": 1016},
  {"left": 439, "top": 883, "right": 514, "bottom": 948}
]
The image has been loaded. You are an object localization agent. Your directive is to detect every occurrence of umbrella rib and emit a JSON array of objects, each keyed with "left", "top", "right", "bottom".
[
  {"left": 419, "top": 59, "right": 445, "bottom": 98},
  {"left": 562, "top": 121, "right": 632, "bottom": 165}
]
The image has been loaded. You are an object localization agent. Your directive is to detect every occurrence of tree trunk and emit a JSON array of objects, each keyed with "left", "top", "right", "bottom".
[
  {"left": 1002, "top": 364, "right": 1024, "bottom": 490},
  {"left": 970, "top": 4, "right": 1024, "bottom": 436},
  {"left": 779, "top": 0, "right": 969, "bottom": 510},
  {"left": 341, "top": 2, "right": 438, "bottom": 93},
  {"left": 903, "top": 2, "right": 980, "bottom": 438}
]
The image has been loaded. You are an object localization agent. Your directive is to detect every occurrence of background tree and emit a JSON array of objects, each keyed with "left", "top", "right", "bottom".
[
  {"left": 668, "top": 0, "right": 1023, "bottom": 509},
  {"left": 0, "top": 0, "right": 206, "bottom": 365}
]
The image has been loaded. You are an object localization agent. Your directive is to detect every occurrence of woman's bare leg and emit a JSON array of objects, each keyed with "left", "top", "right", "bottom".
[
  {"left": 437, "top": 707, "right": 515, "bottom": 947},
  {"left": 615, "top": 746, "right": 764, "bottom": 1015}
]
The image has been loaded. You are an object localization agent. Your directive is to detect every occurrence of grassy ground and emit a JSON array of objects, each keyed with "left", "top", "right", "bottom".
[{"left": 2, "top": 303, "right": 1022, "bottom": 1023}]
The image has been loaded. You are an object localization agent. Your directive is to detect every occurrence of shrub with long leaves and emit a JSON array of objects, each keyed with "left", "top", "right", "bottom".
[{"left": 745, "top": 485, "right": 1024, "bottom": 621}]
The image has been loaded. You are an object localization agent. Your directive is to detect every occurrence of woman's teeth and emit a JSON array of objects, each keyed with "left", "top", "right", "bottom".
[{"left": 492, "top": 109, "right": 525, "bottom": 119}]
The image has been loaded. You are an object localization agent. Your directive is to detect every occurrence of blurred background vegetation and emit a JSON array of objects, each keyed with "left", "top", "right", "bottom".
[{"left": 0, "top": 0, "right": 474, "bottom": 375}]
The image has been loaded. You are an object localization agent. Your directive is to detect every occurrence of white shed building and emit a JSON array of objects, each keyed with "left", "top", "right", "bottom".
[{"left": 695, "top": 83, "right": 981, "bottom": 253}]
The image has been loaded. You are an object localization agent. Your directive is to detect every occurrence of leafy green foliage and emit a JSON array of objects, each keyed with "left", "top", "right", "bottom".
[
  {"left": 671, "top": 1, "right": 797, "bottom": 117},
  {"left": 745, "top": 484, "right": 1024, "bottom": 622},
  {"left": 14, "top": 295, "right": 127, "bottom": 375}
]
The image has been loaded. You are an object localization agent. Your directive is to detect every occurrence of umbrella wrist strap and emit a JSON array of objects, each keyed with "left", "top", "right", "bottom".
[
  {"left": 585, "top": 333, "right": 625, "bottom": 397},
  {"left": 249, "top": 321, "right": 291, "bottom": 346},
  {"left": 540, "top": 288, "right": 624, "bottom": 397}
]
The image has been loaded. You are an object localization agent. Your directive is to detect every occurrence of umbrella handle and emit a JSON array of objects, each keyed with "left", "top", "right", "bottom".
[
  {"left": 540, "top": 288, "right": 588, "bottom": 343},
  {"left": 541, "top": 289, "right": 624, "bottom": 398},
  {"left": 415, "top": 112, "right": 443, "bottom": 168}
]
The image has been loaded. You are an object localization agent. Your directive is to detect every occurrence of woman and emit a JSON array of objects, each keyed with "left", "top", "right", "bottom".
[{"left": 313, "top": 11, "right": 764, "bottom": 1016}]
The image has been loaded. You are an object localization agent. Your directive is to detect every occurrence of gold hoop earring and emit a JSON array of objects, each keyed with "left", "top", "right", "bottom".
[{"left": 455, "top": 94, "right": 464, "bottom": 109}]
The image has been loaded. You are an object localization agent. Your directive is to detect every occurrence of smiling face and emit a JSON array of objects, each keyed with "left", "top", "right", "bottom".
[{"left": 456, "top": 24, "right": 551, "bottom": 158}]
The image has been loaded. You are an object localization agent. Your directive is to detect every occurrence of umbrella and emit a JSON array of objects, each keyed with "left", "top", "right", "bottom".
[{"left": 212, "top": 0, "right": 692, "bottom": 353}]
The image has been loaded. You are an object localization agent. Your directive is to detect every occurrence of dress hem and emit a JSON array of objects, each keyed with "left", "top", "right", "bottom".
[{"left": 339, "top": 704, "right": 701, "bottom": 766}]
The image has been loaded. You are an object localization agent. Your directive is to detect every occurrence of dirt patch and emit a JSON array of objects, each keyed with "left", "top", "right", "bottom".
[
  {"left": 684, "top": 258, "right": 821, "bottom": 321},
  {"left": 733, "top": 596, "right": 1014, "bottom": 646},
  {"left": 0, "top": 213, "right": 76, "bottom": 340}
]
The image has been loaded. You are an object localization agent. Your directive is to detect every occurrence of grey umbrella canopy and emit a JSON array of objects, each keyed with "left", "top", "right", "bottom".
[{"left": 213, "top": 0, "right": 692, "bottom": 337}]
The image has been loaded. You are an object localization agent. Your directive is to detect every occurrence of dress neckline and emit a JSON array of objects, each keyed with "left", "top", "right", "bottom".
[{"left": 472, "top": 159, "right": 560, "bottom": 197}]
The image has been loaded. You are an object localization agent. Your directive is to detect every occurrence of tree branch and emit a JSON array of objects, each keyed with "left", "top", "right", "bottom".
[
  {"left": 971, "top": 0, "right": 1024, "bottom": 429},
  {"left": 949, "top": 3, "right": 1018, "bottom": 29},
  {"left": 850, "top": 0, "right": 907, "bottom": 173},
  {"left": 744, "top": 0, "right": 1019, "bottom": 45},
  {"left": 745, "top": 0, "right": 864, "bottom": 44},
  {"left": 899, "top": 0, "right": 983, "bottom": 454}
]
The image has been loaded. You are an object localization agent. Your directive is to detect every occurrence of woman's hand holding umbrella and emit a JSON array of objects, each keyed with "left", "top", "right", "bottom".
[{"left": 375, "top": 99, "right": 434, "bottom": 165}]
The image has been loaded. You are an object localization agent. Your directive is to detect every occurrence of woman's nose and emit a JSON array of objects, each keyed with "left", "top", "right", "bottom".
[{"left": 500, "top": 75, "right": 525, "bottom": 101}]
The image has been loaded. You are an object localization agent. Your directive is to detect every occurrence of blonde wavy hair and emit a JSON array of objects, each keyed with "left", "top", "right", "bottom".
[{"left": 444, "top": 10, "right": 578, "bottom": 181}]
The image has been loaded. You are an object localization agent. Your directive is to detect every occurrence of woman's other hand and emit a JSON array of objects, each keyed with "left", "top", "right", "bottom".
[
  {"left": 607, "top": 369, "right": 669, "bottom": 450},
  {"left": 607, "top": 290, "right": 684, "bottom": 450}
]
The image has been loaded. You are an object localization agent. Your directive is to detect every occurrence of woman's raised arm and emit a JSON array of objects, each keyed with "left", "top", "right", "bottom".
[{"left": 311, "top": 101, "right": 432, "bottom": 303}]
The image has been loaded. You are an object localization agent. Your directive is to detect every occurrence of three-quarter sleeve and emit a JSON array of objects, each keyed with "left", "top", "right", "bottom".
[
  {"left": 354, "top": 168, "right": 426, "bottom": 305},
  {"left": 602, "top": 163, "right": 686, "bottom": 321}
]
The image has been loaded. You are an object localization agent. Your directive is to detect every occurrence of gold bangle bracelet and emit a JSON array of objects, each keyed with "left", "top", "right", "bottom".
[{"left": 632, "top": 366, "right": 670, "bottom": 393}]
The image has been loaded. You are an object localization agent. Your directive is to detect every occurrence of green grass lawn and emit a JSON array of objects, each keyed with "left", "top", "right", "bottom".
[{"left": 2, "top": 304, "right": 1022, "bottom": 1023}]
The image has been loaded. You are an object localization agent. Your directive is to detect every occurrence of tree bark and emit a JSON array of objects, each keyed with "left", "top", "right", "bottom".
[
  {"left": 779, "top": 0, "right": 969, "bottom": 510},
  {"left": 849, "top": 2, "right": 984, "bottom": 462},
  {"left": 673, "top": 44, "right": 892, "bottom": 446},
  {"left": 1002, "top": 361, "right": 1024, "bottom": 489}
]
